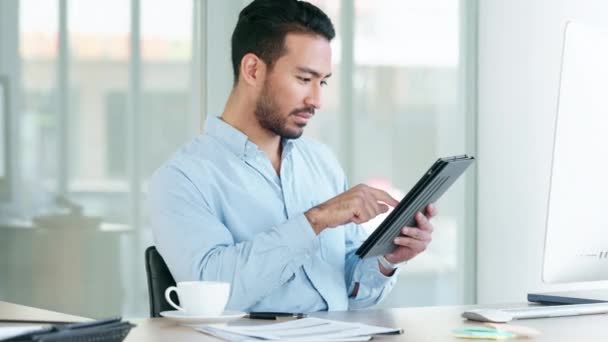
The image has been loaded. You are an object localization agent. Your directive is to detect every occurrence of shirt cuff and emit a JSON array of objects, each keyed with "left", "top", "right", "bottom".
[
  {"left": 275, "top": 213, "right": 317, "bottom": 256},
  {"left": 355, "top": 255, "right": 401, "bottom": 289}
]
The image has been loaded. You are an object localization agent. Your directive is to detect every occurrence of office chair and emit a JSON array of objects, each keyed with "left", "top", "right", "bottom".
[{"left": 145, "top": 246, "right": 178, "bottom": 317}]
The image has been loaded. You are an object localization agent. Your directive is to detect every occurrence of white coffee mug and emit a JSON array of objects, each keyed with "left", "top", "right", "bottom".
[{"left": 164, "top": 281, "right": 230, "bottom": 316}]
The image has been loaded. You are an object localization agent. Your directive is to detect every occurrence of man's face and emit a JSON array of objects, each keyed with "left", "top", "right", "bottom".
[{"left": 254, "top": 33, "right": 332, "bottom": 139}]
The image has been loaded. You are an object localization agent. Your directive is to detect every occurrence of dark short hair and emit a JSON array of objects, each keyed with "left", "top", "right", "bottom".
[{"left": 231, "top": 0, "right": 335, "bottom": 84}]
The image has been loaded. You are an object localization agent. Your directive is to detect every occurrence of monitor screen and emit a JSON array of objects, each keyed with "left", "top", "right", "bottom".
[{"left": 543, "top": 22, "right": 608, "bottom": 283}]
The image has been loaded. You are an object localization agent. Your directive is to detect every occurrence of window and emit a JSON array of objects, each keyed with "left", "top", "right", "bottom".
[
  {"left": 0, "top": 0, "right": 476, "bottom": 316},
  {"left": 308, "top": 0, "right": 477, "bottom": 307},
  {"left": 0, "top": 0, "right": 202, "bottom": 317}
]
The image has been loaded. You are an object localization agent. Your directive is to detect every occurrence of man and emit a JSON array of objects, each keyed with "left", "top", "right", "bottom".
[{"left": 148, "top": 0, "right": 436, "bottom": 313}]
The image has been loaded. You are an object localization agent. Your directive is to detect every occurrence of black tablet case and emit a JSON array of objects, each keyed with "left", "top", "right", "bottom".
[{"left": 356, "top": 155, "right": 474, "bottom": 258}]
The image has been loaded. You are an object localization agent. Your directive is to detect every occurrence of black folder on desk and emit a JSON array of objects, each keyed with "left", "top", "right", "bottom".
[
  {"left": 2, "top": 317, "right": 135, "bottom": 342},
  {"left": 356, "top": 155, "right": 474, "bottom": 258}
]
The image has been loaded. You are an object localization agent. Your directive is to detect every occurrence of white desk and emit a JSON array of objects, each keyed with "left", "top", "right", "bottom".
[{"left": 2, "top": 301, "right": 608, "bottom": 341}]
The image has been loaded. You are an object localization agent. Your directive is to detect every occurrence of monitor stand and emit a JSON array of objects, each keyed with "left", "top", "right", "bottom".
[{"left": 528, "top": 289, "right": 608, "bottom": 305}]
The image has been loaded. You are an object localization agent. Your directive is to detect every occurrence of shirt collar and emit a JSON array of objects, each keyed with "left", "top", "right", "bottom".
[
  {"left": 203, "top": 115, "right": 249, "bottom": 158},
  {"left": 203, "top": 115, "right": 296, "bottom": 159},
  {"left": 282, "top": 137, "right": 295, "bottom": 158}
]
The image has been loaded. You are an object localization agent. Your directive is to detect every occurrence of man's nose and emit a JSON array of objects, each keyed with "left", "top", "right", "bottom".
[{"left": 304, "top": 83, "right": 322, "bottom": 110}]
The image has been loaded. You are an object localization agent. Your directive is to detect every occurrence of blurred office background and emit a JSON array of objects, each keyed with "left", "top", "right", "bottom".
[{"left": 0, "top": 0, "right": 478, "bottom": 318}]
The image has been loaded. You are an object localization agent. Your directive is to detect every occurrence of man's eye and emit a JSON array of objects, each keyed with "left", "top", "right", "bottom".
[
  {"left": 297, "top": 76, "right": 311, "bottom": 83},
  {"left": 321, "top": 80, "right": 328, "bottom": 86}
]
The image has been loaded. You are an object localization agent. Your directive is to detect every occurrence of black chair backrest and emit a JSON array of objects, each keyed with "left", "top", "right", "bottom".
[{"left": 145, "top": 246, "right": 178, "bottom": 317}]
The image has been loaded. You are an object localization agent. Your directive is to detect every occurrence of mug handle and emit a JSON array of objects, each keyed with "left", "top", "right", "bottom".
[{"left": 164, "top": 286, "right": 184, "bottom": 312}]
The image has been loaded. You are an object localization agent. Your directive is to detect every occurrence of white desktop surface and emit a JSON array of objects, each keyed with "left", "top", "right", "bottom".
[
  {"left": 0, "top": 301, "right": 90, "bottom": 323},
  {"left": 2, "top": 301, "right": 608, "bottom": 341}
]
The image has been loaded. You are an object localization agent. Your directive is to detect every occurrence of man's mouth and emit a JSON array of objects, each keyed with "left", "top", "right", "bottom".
[
  {"left": 292, "top": 111, "right": 313, "bottom": 125},
  {"left": 294, "top": 111, "right": 313, "bottom": 119}
]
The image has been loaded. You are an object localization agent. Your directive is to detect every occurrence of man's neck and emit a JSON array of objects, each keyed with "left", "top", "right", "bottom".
[{"left": 220, "top": 90, "right": 282, "bottom": 170}]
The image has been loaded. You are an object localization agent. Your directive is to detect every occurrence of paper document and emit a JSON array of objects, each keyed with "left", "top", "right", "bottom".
[
  {"left": 196, "top": 317, "right": 402, "bottom": 342},
  {"left": 0, "top": 325, "right": 47, "bottom": 340}
]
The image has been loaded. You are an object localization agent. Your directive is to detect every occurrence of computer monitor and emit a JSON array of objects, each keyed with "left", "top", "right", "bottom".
[{"left": 528, "top": 22, "right": 608, "bottom": 305}]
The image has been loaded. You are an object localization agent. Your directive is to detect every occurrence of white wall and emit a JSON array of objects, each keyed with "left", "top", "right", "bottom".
[{"left": 477, "top": 0, "right": 608, "bottom": 303}]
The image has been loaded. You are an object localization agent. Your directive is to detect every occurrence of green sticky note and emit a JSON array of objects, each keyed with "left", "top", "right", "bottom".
[
  {"left": 452, "top": 327, "right": 517, "bottom": 340},
  {"left": 460, "top": 326, "right": 500, "bottom": 333}
]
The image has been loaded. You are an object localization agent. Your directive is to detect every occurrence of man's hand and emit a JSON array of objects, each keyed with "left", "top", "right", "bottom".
[
  {"left": 382, "top": 204, "right": 437, "bottom": 268},
  {"left": 304, "top": 184, "right": 399, "bottom": 235}
]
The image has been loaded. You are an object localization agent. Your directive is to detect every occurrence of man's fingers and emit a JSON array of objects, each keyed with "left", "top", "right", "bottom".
[
  {"left": 426, "top": 204, "right": 437, "bottom": 218},
  {"left": 353, "top": 206, "right": 371, "bottom": 224},
  {"left": 401, "top": 227, "right": 432, "bottom": 242},
  {"left": 358, "top": 189, "right": 391, "bottom": 220},
  {"left": 378, "top": 203, "right": 389, "bottom": 214},
  {"left": 368, "top": 192, "right": 390, "bottom": 216},
  {"left": 415, "top": 212, "right": 433, "bottom": 232},
  {"left": 352, "top": 215, "right": 366, "bottom": 224},
  {"left": 363, "top": 201, "right": 377, "bottom": 221},
  {"left": 366, "top": 187, "right": 399, "bottom": 207},
  {"left": 363, "top": 191, "right": 383, "bottom": 217},
  {"left": 393, "top": 236, "right": 427, "bottom": 252}
]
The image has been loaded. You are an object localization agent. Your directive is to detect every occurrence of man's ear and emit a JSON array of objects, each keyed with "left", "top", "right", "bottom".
[{"left": 239, "top": 53, "right": 266, "bottom": 87}]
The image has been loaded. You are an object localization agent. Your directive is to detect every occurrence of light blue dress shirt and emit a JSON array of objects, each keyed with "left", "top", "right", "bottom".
[{"left": 148, "top": 116, "right": 398, "bottom": 313}]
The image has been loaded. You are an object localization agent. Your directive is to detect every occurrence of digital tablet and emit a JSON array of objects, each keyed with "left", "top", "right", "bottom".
[{"left": 356, "top": 155, "right": 475, "bottom": 258}]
